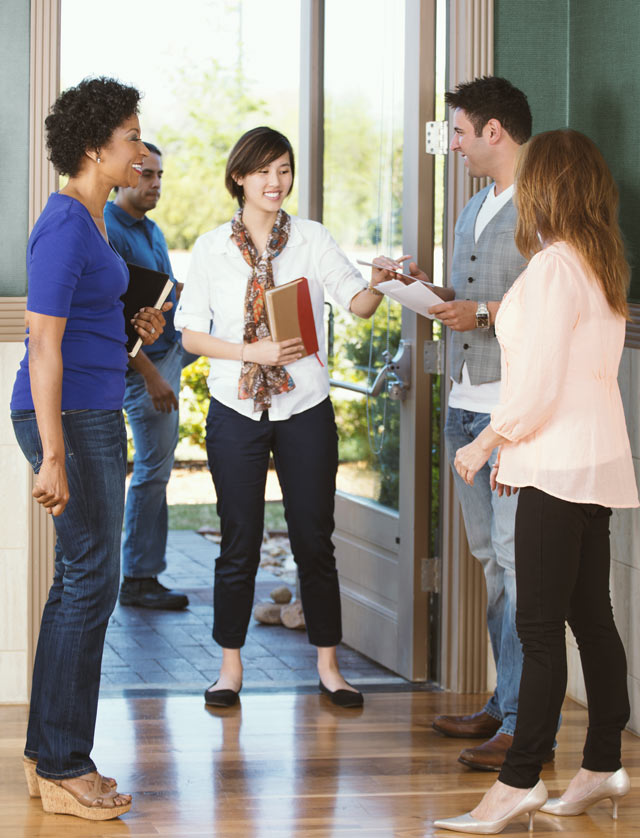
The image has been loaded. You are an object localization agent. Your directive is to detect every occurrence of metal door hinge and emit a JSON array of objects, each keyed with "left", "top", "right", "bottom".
[
  {"left": 424, "top": 340, "right": 443, "bottom": 375},
  {"left": 426, "top": 121, "right": 449, "bottom": 155},
  {"left": 421, "top": 557, "right": 441, "bottom": 594}
]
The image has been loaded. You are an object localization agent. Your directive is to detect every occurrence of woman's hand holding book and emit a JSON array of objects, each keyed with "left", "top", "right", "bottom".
[{"left": 243, "top": 336, "right": 304, "bottom": 366}]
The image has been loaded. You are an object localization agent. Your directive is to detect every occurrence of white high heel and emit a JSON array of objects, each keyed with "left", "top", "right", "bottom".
[
  {"left": 540, "top": 767, "right": 630, "bottom": 819},
  {"left": 433, "top": 780, "right": 548, "bottom": 834}
]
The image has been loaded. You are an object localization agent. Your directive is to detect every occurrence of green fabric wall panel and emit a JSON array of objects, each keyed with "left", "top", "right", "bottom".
[
  {"left": 569, "top": 0, "right": 640, "bottom": 300},
  {"left": 494, "top": 0, "right": 569, "bottom": 135},
  {"left": 0, "top": 0, "right": 30, "bottom": 297},
  {"left": 495, "top": 0, "right": 640, "bottom": 301}
]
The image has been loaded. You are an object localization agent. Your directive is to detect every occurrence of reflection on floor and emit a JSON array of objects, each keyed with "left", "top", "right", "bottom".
[
  {"left": 2, "top": 691, "right": 639, "bottom": 837},
  {"left": 103, "top": 531, "right": 403, "bottom": 692}
]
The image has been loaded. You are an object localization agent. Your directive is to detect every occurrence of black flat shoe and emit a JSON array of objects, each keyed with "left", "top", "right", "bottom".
[
  {"left": 119, "top": 577, "right": 189, "bottom": 610},
  {"left": 318, "top": 679, "right": 364, "bottom": 708},
  {"left": 204, "top": 681, "right": 241, "bottom": 707}
]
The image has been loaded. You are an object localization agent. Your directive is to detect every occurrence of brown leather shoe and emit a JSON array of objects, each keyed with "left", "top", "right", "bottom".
[
  {"left": 458, "top": 732, "right": 555, "bottom": 772},
  {"left": 432, "top": 710, "right": 501, "bottom": 739}
]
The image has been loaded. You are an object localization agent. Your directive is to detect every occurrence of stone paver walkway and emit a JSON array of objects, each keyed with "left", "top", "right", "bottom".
[{"left": 102, "top": 531, "right": 405, "bottom": 693}]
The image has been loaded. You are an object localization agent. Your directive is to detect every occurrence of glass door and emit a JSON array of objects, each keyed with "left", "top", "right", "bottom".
[
  {"left": 324, "top": 0, "right": 404, "bottom": 511},
  {"left": 323, "top": 0, "right": 438, "bottom": 680}
]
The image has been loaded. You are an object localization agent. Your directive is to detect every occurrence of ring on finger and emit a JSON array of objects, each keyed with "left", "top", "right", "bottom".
[{"left": 150, "top": 327, "right": 156, "bottom": 335}]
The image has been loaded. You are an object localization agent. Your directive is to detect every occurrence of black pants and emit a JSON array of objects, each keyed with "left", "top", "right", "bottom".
[
  {"left": 500, "top": 487, "right": 630, "bottom": 788},
  {"left": 205, "top": 397, "right": 341, "bottom": 649}
]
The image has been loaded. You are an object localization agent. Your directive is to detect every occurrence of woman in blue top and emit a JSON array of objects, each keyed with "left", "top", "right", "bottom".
[{"left": 11, "top": 77, "right": 166, "bottom": 821}]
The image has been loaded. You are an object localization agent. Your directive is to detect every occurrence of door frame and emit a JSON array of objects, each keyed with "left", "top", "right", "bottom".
[
  {"left": 25, "top": 0, "right": 494, "bottom": 692},
  {"left": 438, "top": 0, "right": 495, "bottom": 693}
]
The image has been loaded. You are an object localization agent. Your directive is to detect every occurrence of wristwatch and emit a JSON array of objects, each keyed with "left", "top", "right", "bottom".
[{"left": 475, "top": 302, "right": 490, "bottom": 331}]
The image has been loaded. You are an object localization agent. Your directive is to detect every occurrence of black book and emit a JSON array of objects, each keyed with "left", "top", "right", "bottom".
[{"left": 120, "top": 263, "right": 174, "bottom": 357}]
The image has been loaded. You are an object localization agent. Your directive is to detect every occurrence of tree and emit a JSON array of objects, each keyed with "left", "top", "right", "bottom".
[
  {"left": 153, "top": 52, "right": 408, "bottom": 512},
  {"left": 150, "top": 60, "right": 270, "bottom": 250}
]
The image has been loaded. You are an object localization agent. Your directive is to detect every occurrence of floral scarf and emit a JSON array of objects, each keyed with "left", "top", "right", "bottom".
[{"left": 231, "top": 208, "right": 295, "bottom": 412}]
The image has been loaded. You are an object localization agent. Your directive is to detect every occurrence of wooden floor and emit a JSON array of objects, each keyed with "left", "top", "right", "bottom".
[{"left": 1, "top": 690, "right": 638, "bottom": 837}]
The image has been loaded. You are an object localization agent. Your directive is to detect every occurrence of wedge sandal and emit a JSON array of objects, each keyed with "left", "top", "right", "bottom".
[
  {"left": 23, "top": 756, "right": 117, "bottom": 798},
  {"left": 23, "top": 757, "right": 40, "bottom": 797},
  {"left": 37, "top": 772, "right": 132, "bottom": 820}
]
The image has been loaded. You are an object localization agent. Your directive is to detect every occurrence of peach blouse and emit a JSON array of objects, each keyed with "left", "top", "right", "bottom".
[{"left": 491, "top": 241, "right": 639, "bottom": 508}]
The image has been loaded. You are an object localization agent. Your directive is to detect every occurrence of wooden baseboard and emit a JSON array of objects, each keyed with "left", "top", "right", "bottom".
[{"left": 0, "top": 298, "right": 26, "bottom": 343}]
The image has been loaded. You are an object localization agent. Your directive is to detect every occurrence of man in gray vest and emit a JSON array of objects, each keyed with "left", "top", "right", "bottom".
[{"left": 421, "top": 77, "right": 546, "bottom": 771}]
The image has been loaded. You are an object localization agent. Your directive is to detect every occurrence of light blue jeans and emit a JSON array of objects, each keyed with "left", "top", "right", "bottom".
[
  {"left": 445, "top": 407, "right": 521, "bottom": 736},
  {"left": 122, "top": 341, "right": 195, "bottom": 579}
]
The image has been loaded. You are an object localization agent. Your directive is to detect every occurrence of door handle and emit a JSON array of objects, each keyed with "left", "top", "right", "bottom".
[
  {"left": 377, "top": 339, "right": 412, "bottom": 401},
  {"left": 329, "top": 340, "right": 412, "bottom": 400}
]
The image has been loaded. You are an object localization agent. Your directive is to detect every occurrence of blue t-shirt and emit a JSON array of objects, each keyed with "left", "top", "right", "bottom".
[
  {"left": 104, "top": 201, "right": 178, "bottom": 360},
  {"left": 11, "top": 193, "right": 130, "bottom": 410}
]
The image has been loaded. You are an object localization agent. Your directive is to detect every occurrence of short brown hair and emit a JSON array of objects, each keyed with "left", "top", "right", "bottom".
[
  {"left": 445, "top": 76, "right": 531, "bottom": 144},
  {"left": 225, "top": 127, "right": 295, "bottom": 207},
  {"left": 515, "top": 128, "right": 629, "bottom": 318}
]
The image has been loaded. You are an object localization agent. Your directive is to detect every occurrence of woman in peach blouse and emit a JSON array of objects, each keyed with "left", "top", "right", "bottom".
[{"left": 435, "top": 129, "right": 638, "bottom": 834}]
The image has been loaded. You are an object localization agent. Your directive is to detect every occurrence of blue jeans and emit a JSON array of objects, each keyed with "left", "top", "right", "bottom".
[
  {"left": 445, "top": 407, "right": 521, "bottom": 736},
  {"left": 122, "top": 342, "right": 194, "bottom": 579},
  {"left": 12, "top": 409, "right": 126, "bottom": 779}
]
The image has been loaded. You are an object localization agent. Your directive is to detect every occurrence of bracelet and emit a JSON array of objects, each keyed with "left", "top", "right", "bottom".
[{"left": 368, "top": 283, "right": 383, "bottom": 297}]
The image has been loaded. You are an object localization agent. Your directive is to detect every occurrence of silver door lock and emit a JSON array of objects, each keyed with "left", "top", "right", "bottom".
[{"left": 383, "top": 339, "right": 412, "bottom": 401}]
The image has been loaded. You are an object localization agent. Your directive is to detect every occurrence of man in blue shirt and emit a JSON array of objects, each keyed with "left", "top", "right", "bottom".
[{"left": 105, "top": 142, "right": 193, "bottom": 610}]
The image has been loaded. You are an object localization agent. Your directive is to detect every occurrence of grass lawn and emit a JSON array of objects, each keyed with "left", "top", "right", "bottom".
[{"left": 168, "top": 500, "right": 287, "bottom": 532}]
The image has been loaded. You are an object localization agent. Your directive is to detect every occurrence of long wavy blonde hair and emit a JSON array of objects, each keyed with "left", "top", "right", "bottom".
[{"left": 515, "top": 129, "right": 630, "bottom": 318}]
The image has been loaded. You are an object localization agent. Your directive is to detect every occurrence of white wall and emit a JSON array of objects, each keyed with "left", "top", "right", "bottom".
[
  {"left": 566, "top": 345, "right": 640, "bottom": 734},
  {"left": 0, "top": 342, "right": 31, "bottom": 703}
]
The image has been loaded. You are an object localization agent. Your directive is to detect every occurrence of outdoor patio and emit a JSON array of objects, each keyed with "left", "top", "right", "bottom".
[{"left": 101, "top": 529, "right": 406, "bottom": 694}]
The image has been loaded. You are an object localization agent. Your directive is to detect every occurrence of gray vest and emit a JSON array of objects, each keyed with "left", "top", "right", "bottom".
[{"left": 449, "top": 184, "right": 526, "bottom": 384}]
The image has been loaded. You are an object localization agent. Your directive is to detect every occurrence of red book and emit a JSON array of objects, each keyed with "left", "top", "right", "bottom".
[{"left": 265, "top": 276, "right": 322, "bottom": 363}]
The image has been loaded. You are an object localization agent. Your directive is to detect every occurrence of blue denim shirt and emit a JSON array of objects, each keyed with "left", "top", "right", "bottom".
[{"left": 104, "top": 201, "right": 178, "bottom": 360}]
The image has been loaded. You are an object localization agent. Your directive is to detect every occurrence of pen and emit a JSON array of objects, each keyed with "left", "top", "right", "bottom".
[{"left": 356, "top": 259, "right": 435, "bottom": 287}]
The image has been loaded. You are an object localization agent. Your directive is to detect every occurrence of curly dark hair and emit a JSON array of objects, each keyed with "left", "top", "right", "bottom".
[
  {"left": 445, "top": 76, "right": 531, "bottom": 144},
  {"left": 45, "top": 77, "right": 141, "bottom": 176}
]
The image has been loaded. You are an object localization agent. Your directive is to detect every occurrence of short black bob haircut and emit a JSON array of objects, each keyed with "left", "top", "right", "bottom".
[
  {"left": 45, "top": 76, "right": 141, "bottom": 177},
  {"left": 225, "top": 127, "right": 295, "bottom": 207},
  {"left": 445, "top": 76, "right": 532, "bottom": 145}
]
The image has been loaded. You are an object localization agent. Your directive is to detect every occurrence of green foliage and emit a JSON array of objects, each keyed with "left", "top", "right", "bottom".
[
  {"left": 169, "top": 500, "right": 286, "bottom": 532},
  {"left": 145, "top": 52, "right": 413, "bottom": 513},
  {"left": 179, "top": 355, "right": 210, "bottom": 449},
  {"left": 324, "top": 95, "right": 403, "bottom": 250},
  {"left": 322, "top": 90, "right": 405, "bottom": 509},
  {"left": 149, "top": 60, "right": 270, "bottom": 250},
  {"left": 329, "top": 300, "right": 403, "bottom": 509}
]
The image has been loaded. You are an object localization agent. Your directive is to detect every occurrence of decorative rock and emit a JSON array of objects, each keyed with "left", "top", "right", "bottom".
[
  {"left": 270, "top": 585, "right": 293, "bottom": 605},
  {"left": 280, "top": 600, "right": 305, "bottom": 630},
  {"left": 253, "top": 602, "right": 282, "bottom": 625}
]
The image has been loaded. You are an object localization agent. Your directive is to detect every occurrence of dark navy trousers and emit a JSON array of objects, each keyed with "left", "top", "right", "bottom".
[{"left": 205, "top": 397, "right": 342, "bottom": 648}]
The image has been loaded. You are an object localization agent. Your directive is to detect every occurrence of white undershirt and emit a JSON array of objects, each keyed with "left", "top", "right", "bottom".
[
  {"left": 448, "top": 183, "right": 514, "bottom": 414},
  {"left": 474, "top": 183, "right": 514, "bottom": 242}
]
